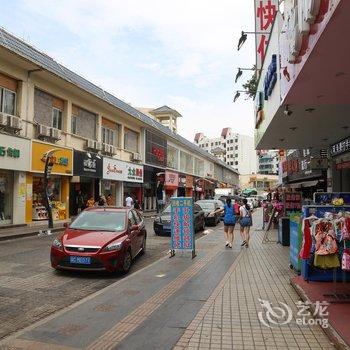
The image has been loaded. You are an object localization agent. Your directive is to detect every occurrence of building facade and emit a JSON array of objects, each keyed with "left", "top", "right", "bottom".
[
  {"left": 254, "top": 0, "right": 350, "bottom": 193},
  {"left": 257, "top": 150, "right": 279, "bottom": 175},
  {"left": 194, "top": 128, "right": 257, "bottom": 175},
  {"left": 0, "top": 27, "right": 238, "bottom": 227}
]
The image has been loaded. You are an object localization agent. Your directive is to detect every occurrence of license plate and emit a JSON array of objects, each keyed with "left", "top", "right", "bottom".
[{"left": 70, "top": 256, "right": 91, "bottom": 265}]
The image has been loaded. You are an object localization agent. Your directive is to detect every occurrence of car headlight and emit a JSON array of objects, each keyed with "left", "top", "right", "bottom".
[
  {"left": 52, "top": 238, "right": 63, "bottom": 250},
  {"left": 104, "top": 241, "right": 123, "bottom": 252}
]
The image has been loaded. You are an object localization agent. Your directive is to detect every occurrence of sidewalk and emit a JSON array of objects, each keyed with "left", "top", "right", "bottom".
[
  {"left": 0, "top": 211, "right": 339, "bottom": 350},
  {"left": 0, "top": 221, "right": 67, "bottom": 241}
]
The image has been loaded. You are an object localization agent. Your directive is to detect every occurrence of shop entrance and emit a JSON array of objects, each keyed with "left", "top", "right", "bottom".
[{"left": 0, "top": 170, "right": 13, "bottom": 225}]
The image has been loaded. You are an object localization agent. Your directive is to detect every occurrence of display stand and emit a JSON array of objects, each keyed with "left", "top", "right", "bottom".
[{"left": 262, "top": 207, "right": 278, "bottom": 243}]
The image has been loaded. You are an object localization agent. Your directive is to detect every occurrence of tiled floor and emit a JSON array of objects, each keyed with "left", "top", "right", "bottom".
[{"left": 174, "top": 229, "right": 336, "bottom": 350}]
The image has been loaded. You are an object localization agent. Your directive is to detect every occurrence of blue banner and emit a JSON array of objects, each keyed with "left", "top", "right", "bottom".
[{"left": 171, "top": 197, "right": 194, "bottom": 250}]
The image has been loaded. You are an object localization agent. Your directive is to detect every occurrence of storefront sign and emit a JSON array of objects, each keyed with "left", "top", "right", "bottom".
[
  {"left": 103, "top": 158, "right": 143, "bottom": 183},
  {"left": 171, "top": 197, "right": 194, "bottom": 251},
  {"left": 254, "top": 0, "right": 278, "bottom": 70},
  {"left": 73, "top": 150, "right": 103, "bottom": 178},
  {"left": 263, "top": 54, "right": 277, "bottom": 100},
  {"left": 331, "top": 137, "right": 350, "bottom": 157},
  {"left": 284, "top": 191, "right": 302, "bottom": 213},
  {"left": 32, "top": 141, "right": 73, "bottom": 175},
  {"left": 0, "top": 134, "right": 30, "bottom": 171},
  {"left": 145, "top": 130, "right": 167, "bottom": 167},
  {"left": 165, "top": 171, "right": 179, "bottom": 188},
  {"left": 282, "top": 159, "right": 299, "bottom": 177},
  {"left": 336, "top": 161, "right": 350, "bottom": 170}
]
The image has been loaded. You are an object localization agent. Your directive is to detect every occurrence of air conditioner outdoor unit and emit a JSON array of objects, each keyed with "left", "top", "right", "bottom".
[
  {"left": 86, "top": 139, "right": 95, "bottom": 150},
  {"left": 37, "top": 124, "right": 50, "bottom": 137},
  {"left": 8, "top": 115, "right": 22, "bottom": 130},
  {"left": 110, "top": 146, "right": 117, "bottom": 155},
  {"left": 103, "top": 143, "right": 111, "bottom": 153},
  {"left": 95, "top": 141, "right": 102, "bottom": 151},
  {"left": 132, "top": 152, "right": 142, "bottom": 161},
  {"left": 50, "top": 127, "right": 61, "bottom": 140},
  {"left": 0, "top": 113, "right": 8, "bottom": 126}
]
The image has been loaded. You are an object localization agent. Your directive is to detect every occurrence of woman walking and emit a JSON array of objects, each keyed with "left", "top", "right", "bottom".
[
  {"left": 223, "top": 197, "right": 236, "bottom": 248},
  {"left": 240, "top": 198, "right": 253, "bottom": 247}
]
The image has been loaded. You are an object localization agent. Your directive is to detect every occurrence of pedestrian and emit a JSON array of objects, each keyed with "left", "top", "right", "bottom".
[
  {"left": 239, "top": 198, "right": 253, "bottom": 248},
  {"left": 125, "top": 193, "right": 134, "bottom": 208},
  {"left": 106, "top": 194, "right": 113, "bottom": 206},
  {"left": 86, "top": 196, "right": 95, "bottom": 208},
  {"left": 134, "top": 198, "right": 142, "bottom": 213},
  {"left": 76, "top": 190, "right": 85, "bottom": 214},
  {"left": 220, "top": 197, "right": 236, "bottom": 248},
  {"left": 97, "top": 195, "right": 107, "bottom": 206}
]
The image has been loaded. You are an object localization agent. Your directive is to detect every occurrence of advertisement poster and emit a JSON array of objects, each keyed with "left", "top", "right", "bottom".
[{"left": 171, "top": 197, "right": 194, "bottom": 251}]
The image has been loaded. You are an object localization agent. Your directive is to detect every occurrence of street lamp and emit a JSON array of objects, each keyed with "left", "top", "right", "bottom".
[
  {"left": 235, "top": 67, "right": 256, "bottom": 83},
  {"left": 237, "top": 31, "right": 270, "bottom": 51},
  {"left": 233, "top": 90, "right": 247, "bottom": 103}
]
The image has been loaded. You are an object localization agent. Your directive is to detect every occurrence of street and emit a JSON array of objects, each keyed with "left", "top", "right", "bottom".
[{"left": 0, "top": 217, "right": 208, "bottom": 340}]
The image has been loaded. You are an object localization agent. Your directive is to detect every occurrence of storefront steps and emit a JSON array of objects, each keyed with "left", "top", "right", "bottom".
[{"left": 0, "top": 220, "right": 68, "bottom": 241}]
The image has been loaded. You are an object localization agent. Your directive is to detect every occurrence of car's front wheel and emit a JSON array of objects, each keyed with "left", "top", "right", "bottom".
[
  {"left": 140, "top": 236, "right": 146, "bottom": 255},
  {"left": 120, "top": 250, "right": 132, "bottom": 274}
]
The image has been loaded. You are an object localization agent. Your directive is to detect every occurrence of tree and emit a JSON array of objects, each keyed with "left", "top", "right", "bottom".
[{"left": 242, "top": 66, "right": 258, "bottom": 99}]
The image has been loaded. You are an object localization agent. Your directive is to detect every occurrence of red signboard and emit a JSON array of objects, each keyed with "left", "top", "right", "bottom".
[
  {"left": 165, "top": 171, "right": 179, "bottom": 188},
  {"left": 336, "top": 161, "right": 350, "bottom": 170}
]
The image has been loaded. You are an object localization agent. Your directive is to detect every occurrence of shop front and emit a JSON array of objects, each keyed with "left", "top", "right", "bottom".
[
  {"left": 331, "top": 137, "right": 350, "bottom": 192},
  {"left": 70, "top": 150, "right": 102, "bottom": 215},
  {"left": 164, "top": 170, "right": 178, "bottom": 201},
  {"left": 144, "top": 129, "right": 167, "bottom": 211},
  {"left": 29, "top": 141, "right": 72, "bottom": 222},
  {"left": 185, "top": 175, "right": 194, "bottom": 197},
  {"left": 0, "top": 134, "right": 30, "bottom": 226},
  {"left": 177, "top": 175, "right": 186, "bottom": 197},
  {"left": 102, "top": 157, "right": 143, "bottom": 207},
  {"left": 195, "top": 178, "right": 204, "bottom": 201}
]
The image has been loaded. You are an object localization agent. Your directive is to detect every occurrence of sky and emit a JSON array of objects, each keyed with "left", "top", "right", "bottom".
[{"left": 0, "top": 0, "right": 256, "bottom": 141}]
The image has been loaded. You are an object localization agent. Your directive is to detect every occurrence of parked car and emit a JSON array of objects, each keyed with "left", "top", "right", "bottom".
[
  {"left": 154, "top": 203, "right": 205, "bottom": 235},
  {"left": 50, "top": 207, "right": 146, "bottom": 274},
  {"left": 214, "top": 199, "right": 225, "bottom": 221},
  {"left": 196, "top": 200, "right": 221, "bottom": 226}
]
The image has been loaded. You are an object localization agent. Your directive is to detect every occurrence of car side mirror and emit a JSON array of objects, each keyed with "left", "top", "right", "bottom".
[{"left": 63, "top": 222, "right": 69, "bottom": 228}]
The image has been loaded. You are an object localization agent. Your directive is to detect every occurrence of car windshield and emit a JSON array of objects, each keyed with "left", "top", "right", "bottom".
[
  {"left": 70, "top": 211, "right": 126, "bottom": 232},
  {"left": 197, "top": 202, "right": 215, "bottom": 210}
]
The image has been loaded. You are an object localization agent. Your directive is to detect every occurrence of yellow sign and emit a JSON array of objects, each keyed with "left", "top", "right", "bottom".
[{"left": 31, "top": 141, "right": 73, "bottom": 175}]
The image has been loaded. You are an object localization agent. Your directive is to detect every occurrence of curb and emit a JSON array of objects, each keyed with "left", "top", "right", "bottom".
[
  {"left": 290, "top": 277, "right": 350, "bottom": 350},
  {"left": 0, "top": 227, "right": 63, "bottom": 242}
]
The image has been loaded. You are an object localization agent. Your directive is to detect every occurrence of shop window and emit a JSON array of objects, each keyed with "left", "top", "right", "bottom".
[
  {"left": 167, "top": 144, "right": 179, "bottom": 169},
  {"left": 0, "top": 170, "right": 13, "bottom": 225},
  {"left": 0, "top": 88, "right": 16, "bottom": 115},
  {"left": 102, "top": 126, "right": 115, "bottom": 145},
  {"left": 71, "top": 115, "right": 77, "bottom": 134},
  {"left": 124, "top": 128, "right": 139, "bottom": 153},
  {"left": 52, "top": 107, "right": 62, "bottom": 130}
]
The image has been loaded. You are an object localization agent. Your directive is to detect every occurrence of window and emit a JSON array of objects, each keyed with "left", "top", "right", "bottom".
[
  {"left": 235, "top": 145, "right": 238, "bottom": 150},
  {"left": 211, "top": 142, "right": 213, "bottom": 146},
  {"left": 206, "top": 143, "right": 208, "bottom": 147},
  {"left": 235, "top": 154, "right": 238, "bottom": 157},
  {"left": 52, "top": 108, "right": 62, "bottom": 129},
  {"left": 235, "top": 161, "right": 238, "bottom": 165},
  {"left": 167, "top": 144, "right": 179, "bottom": 169},
  {"left": 71, "top": 115, "right": 77, "bottom": 134},
  {"left": 124, "top": 128, "right": 139, "bottom": 152},
  {"left": 1, "top": 89, "right": 16, "bottom": 115},
  {"left": 102, "top": 126, "right": 115, "bottom": 145}
]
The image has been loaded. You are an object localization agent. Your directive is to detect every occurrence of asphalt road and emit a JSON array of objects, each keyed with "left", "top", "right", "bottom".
[{"left": 0, "top": 217, "right": 210, "bottom": 340}]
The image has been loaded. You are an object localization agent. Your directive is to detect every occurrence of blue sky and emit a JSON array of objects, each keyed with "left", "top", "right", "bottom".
[{"left": 0, "top": 0, "right": 256, "bottom": 141}]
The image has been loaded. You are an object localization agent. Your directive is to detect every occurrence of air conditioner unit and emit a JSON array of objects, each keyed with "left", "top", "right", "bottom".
[
  {"left": 110, "top": 146, "right": 117, "bottom": 155},
  {"left": 95, "top": 141, "right": 102, "bottom": 151},
  {"left": 103, "top": 143, "right": 112, "bottom": 153},
  {"left": 8, "top": 115, "right": 22, "bottom": 130},
  {"left": 0, "top": 113, "right": 7, "bottom": 126},
  {"left": 86, "top": 139, "right": 95, "bottom": 150},
  {"left": 37, "top": 124, "right": 50, "bottom": 137},
  {"left": 132, "top": 152, "right": 142, "bottom": 161},
  {"left": 50, "top": 127, "right": 61, "bottom": 140}
]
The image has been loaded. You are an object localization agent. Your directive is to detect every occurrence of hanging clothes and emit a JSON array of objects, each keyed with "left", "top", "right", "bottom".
[{"left": 300, "top": 219, "right": 312, "bottom": 259}]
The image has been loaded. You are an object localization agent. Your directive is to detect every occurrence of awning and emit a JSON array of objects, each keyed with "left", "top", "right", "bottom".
[
  {"left": 288, "top": 180, "right": 322, "bottom": 188},
  {"left": 242, "top": 188, "right": 258, "bottom": 196}
]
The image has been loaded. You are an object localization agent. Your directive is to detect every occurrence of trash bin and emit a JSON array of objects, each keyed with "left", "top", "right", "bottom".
[{"left": 278, "top": 217, "right": 290, "bottom": 246}]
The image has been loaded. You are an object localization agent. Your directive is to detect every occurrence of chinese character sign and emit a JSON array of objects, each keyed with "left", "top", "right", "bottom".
[
  {"left": 171, "top": 197, "right": 194, "bottom": 251},
  {"left": 255, "top": 0, "right": 278, "bottom": 70}
]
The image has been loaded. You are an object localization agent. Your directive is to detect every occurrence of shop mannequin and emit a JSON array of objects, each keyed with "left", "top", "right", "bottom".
[{"left": 0, "top": 190, "right": 5, "bottom": 220}]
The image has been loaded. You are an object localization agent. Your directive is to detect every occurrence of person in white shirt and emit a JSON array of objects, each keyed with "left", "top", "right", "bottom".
[{"left": 125, "top": 195, "right": 134, "bottom": 208}]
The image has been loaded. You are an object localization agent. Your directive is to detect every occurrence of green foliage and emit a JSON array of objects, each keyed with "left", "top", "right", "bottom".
[{"left": 242, "top": 66, "right": 258, "bottom": 99}]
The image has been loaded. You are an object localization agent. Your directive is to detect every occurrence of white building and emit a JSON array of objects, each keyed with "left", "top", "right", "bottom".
[
  {"left": 138, "top": 105, "right": 182, "bottom": 133},
  {"left": 194, "top": 128, "right": 258, "bottom": 175},
  {"left": 257, "top": 150, "right": 279, "bottom": 175}
]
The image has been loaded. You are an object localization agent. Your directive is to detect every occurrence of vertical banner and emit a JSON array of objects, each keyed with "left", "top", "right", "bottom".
[
  {"left": 254, "top": 0, "right": 278, "bottom": 70},
  {"left": 171, "top": 197, "right": 195, "bottom": 257}
]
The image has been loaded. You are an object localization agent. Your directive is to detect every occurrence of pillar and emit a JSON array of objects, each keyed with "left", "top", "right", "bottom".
[{"left": 25, "top": 173, "right": 33, "bottom": 223}]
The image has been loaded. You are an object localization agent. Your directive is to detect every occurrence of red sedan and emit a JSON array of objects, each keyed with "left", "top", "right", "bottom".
[{"left": 50, "top": 207, "right": 147, "bottom": 274}]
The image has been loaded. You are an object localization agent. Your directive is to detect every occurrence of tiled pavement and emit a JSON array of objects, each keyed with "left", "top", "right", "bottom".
[{"left": 174, "top": 229, "right": 336, "bottom": 350}]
